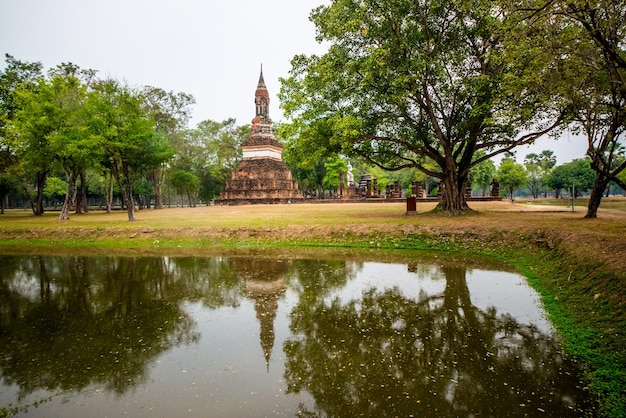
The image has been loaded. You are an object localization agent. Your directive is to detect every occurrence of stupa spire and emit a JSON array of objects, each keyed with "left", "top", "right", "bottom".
[
  {"left": 257, "top": 64, "right": 267, "bottom": 90},
  {"left": 255, "top": 64, "right": 269, "bottom": 118}
]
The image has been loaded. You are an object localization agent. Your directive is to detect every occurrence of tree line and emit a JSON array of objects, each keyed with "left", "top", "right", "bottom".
[
  {"left": 0, "top": 55, "right": 248, "bottom": 221},
  {"left": 314, "top": 149, "right": 624, "bottom": 202},
  {"left": 473, "top": 150, "right": 625, "bottom": 200}
]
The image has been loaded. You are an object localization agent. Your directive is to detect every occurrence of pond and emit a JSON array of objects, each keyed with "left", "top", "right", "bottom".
[{"left": 0, "top": 250, "right": 593, "bottom": 417}]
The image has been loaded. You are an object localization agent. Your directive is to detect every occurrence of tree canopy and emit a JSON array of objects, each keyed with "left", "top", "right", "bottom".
[
  {"left": 86, "top": 80, "right": 173, "bottom": 221},
  {"left": 546, "top": 159, "right": 596, "bottom": 198},
  {"left": 280, "top": 0, "right": 563, "bottom": 213},
  {"left": 505, "top": 0, "right": 626, "bottom": 216},
  {"left": 497, "top": 158, "right": 529, "bottom": 199}
]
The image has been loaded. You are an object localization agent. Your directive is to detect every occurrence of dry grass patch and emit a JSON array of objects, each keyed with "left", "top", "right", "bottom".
[{"left": 1, "top": 200, "right": 624, "bottom": 275}]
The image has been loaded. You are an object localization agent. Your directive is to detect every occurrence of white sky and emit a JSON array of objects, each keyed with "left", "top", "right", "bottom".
[
  {"left": 0, "top": 0, "right": 328, "bottom": 125},
  {"left": 1, "top": 0, "right": 587, "bottom": 165}
]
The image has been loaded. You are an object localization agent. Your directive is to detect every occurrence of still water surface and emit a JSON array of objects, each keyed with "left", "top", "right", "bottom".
[{"left": 0, "top": 251, "right": 592, "bottom": 417}]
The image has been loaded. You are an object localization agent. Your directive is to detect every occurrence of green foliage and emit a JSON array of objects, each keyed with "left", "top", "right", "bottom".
[
  {"left": 280, "top": 0, "right": 561, "bottom": 212},
  {"left": 0, "top": 54, "right": 43, "bottom": 144},
  {"left": 524, "top": 151, "right": 556, "bottom": 198},
  {"left": 278, "top": 122, "right": 328, "bottom": 196},
  {"left": 43, "top": 176, "right": 66, "bottom": 199},
  {"left": 189, "top": 118, "right": 247, "bottom": 170},
  {"left": 497, "top": 159, "right": 529, "bottom": 199},
  {"left": 0, "top": 55, "right": 43, "bottom": 213},
  {"left": 172, "top": 118, "right": 248, "bottom": 201},
  {"left": 469, "top": 151, "right": 497, "bottom": 196},
  {"left": 546, "top": 159, "right": 596, "bottom": 198},
  {"left": 141, "top": 86, "right": 195, "bottom": 134},
  {"left": 169, "top": 169, "right": 200, "bottom": 206},
  {"left": 322, "top": 156, "right": 348, "bottom": 192},
  {"left": 133, "top": 177, "right": 154, "bottom": 196},
  {"left": 3, "top": 58, "right": 186, "bottom": 219},
  {"left": 140, "top": 87, "right": 195, "bottom": 209},
  {"left": 12, "top": 74, "right": 60, "bottom": 214},
  {"left": 86, "top": 79, "right": 170, "bottom": 220}
]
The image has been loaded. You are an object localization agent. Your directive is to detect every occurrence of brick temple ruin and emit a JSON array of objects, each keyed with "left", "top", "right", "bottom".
[{"left": 219, "top": 68, "right": 301, "bottom": 205}]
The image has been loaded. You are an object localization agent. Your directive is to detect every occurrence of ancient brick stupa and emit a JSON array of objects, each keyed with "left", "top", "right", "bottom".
[{"left": 219, "top": 67, "right": 301, "bottom": 204}]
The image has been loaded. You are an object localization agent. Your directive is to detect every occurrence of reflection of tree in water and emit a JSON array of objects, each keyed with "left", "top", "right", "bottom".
[
  {"left": 162, "top": 256, "right": 244, "bottom": 309},
  {"left": 0, "top": 254, "right": 356, "bottom": 402},
  {"left": 288, "top": 258, "right": 360, "bottom": 303},
  {"left": 0, "top": 255, "right": 198, "bottom": 400},
  {"left": 284, "top": 265, "right": 593, "bottom": 417}
]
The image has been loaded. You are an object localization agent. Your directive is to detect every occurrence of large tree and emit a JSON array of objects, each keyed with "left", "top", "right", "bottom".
[
  {"left": 546, "top": 159, "right": 596, "bottom": 198},
  {"left": 141, "top": 86, "right": 195, "bottom": 209},
  {"left": 497, "top": 158, "right": 529, "bottom": 199},
  {"left": 1, "top": 55, "right": 45, "bottom": 214},
  {"left": 49, "top": 64, "right": 96, "bottom": 220},
  {"left": 511, "top": 0, "right": 626, "bottom": 217},
  {"left": 559, "top": 0, "right": 626, "bottom": 217},
  {"left": 280, "top": 0, "right": 563, "bottom": 213},
  {"left": 87, "top": 80, "right": 171, "bottom": 221},
  {"left": 524, "top": 151, "right": 556, "bottom": 198},
  {"left": 15, "top": 63, "right": 99, "bottom": 220},
  {"left": 13, "top": 78, "right": 57, "bottom": 216}
]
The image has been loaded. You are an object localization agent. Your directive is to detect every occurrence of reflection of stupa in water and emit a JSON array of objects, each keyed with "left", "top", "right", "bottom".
[{"left": 237, "top": 258, "right": 288, "bottom": 371}]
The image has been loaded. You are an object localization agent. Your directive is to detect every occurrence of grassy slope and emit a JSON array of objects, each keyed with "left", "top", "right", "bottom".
[{"left": 1, "top": 199, "right": 625, "bottom": 416}]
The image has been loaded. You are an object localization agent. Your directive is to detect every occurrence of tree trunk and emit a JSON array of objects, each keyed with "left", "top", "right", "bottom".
[
  {"left": 104, "top": 171, "right": 114, "bottom": 214},
  {"left": 74, "top": 169, "right": 88, "bottom": 214},
  {"left": 74, "top": 176, "right": 83, "bottom": 214},
  {"left": 126, "top": 190, "right": 136, "bottom": 221},
  {"left": 58, "top": 171, "right": 75, "bottom": 221},
  {"left": 111, "top": 163, "right": 135, "bottom": 220},
  {"left": 151, "top": 166, "right": 165, "bottom": 209},
  {"left": 435, "top": 170, "right": 471, "bottom": 213},
  {"left": 585, "top": 172, "right": 610, "bottom": 218},
  {"left": 122, "top": 165, "right": 136, "bottom": 222},
  {"left": 35, "top": 170, "right": 46, "bottom": 216}
]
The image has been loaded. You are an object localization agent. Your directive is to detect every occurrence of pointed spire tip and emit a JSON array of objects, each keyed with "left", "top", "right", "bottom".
[{"left": 257, "top": 63, "right": 267, "bottom": 90}]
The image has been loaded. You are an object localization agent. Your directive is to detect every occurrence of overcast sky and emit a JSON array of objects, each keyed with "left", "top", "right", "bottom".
[{"left": 1, "top": 0, "right": 586, "bottom": 164}]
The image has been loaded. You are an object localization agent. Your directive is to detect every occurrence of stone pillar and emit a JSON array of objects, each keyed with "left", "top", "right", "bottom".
[{"left": 406, "top": 196, "right": 417, "bottom": 215}]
